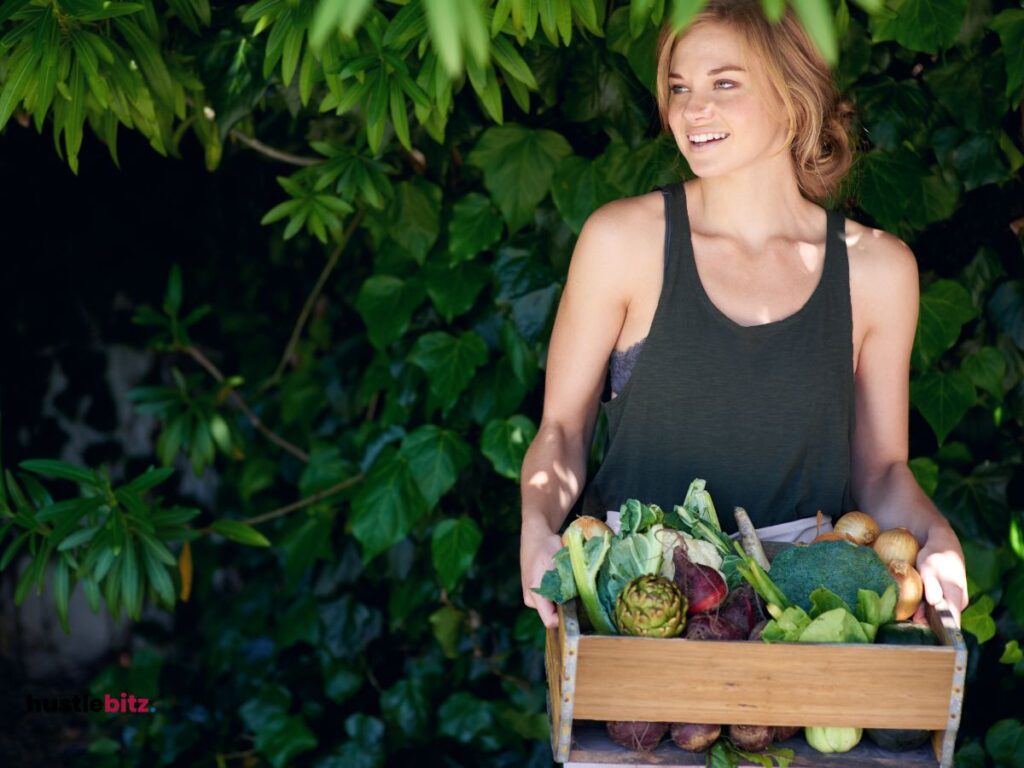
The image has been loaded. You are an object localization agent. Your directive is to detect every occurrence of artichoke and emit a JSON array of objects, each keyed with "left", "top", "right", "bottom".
[{"left": 615, "top": 575, "right": 686, "bottom": 637}]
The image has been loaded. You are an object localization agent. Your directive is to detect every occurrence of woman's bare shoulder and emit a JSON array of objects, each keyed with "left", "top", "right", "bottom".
[
  {"left": 844, "top": 217, "right": 920, "bottom": 331},
  {"left": 843, "top": 217, "right": 917, "bottom": 280},
  {"left": 574, "top": 190, "right": 666, "bottom": 267}
]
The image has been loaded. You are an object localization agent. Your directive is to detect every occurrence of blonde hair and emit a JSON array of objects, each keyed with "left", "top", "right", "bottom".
[{"left": 654, "top": 0, "right": 854, "bottom": 201}]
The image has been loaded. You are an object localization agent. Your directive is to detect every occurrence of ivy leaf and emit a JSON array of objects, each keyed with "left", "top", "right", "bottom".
[
  {"left": 429, "top": 604, "right": 463, "bottom": 657},
  {"left": 467, "top": 125, "right": 573, "bottom": 233},
  {"left": 935, "top": 465, "right": 1010, "bottom": 541},
  {"left": 355, "top": 275, "right": 426, "bottom": 350},
  {"left": 431, "top": 516, "right": 483, "bottom": 592},
  {"left": 408, "top": 331, "right": 488, "bottom": 412},
  {"left": 481, "top": 415, "right": 538, "bottom": 480},
  {"left": 333, "top": 714, "right": 386, "bottom": 768},
  {"left": 909, "top": 456, "right": 939, "bottom": 497},
  {"left": 438, "top": 692, "right": 495, "bottom": 744},
  {"left": 923, "top": 57, "right": 1007, "bottom": 133},
  {"left": 910, "top": 370, "right": 976, "bottom": 445},
  {"left": 961, "top": 594, "right": 996, "bottom": 643},
  {"left": 912, "top": 279, "right": 977, "bottom": 369},
  {"left": 350, "top": 451, "right": 429, "bottom": 562},
  {"left": 870, "top": 0, "right": 968, "bottom": 54},
  {"left": 469, "top": 360, "right": 528, "bottom": 425},
  {"left": 990, "top": 10, "right": 1024, "bottom": 106},
  {"left": 1000, "top": 640, "right": 1023, "bottom": 665},
  {"left": 322, "top": 660, "right": 362, "bottom": 704},
  {"left": 607, "top": 6, "right": 661, "bottom": 90},
  {"left": 856, "top": 147, "right": 930, "bottom": 235},
  {"left": 381, "top": 677, "right": 433, "bottom": 743},
  {"left": 387, "top": 180, "right": 441, "bottom": 264},
  {"left": 551, "top": 155, "right": 620, "bottom": 234},
  {"left": 988, "top": 281, "right": 1024, "bottom": 349},
  {"left": 447, "top": 193, "right": 503, "bottom": 264},
  {"left": 951, "top": 134, "right": 1010, "bottom": 191},
  {"left": 424, "top": 259, "right": 489, "bottom": 323},
  {"left": 856, "top": 77, "right": 931, "bottom": 152},
  {"left": 240, "top": 688, "right": 318, "bottom": 768},
  {"left": 500, "top": 321, "right": 538, "bottom": 390},
  {"left": 985, "top": 719, "right": 1024, "bottom": 767},
  {"left": 399, "top": 426, "right": 471, "bottom": 509},
  {"left": 961, "top": 348, "right": 1006, "bottom": 402},
  {"left": 319, "top": 594, "right": 383, "bottom": 656}
]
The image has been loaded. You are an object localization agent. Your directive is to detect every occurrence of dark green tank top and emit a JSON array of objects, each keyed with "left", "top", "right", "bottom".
[{"left": 580, "top": 181, "right": 856, "bottom": 534}]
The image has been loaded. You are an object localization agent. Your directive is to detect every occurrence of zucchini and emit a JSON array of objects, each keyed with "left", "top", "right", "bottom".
[
  {"left": 867, "top": 621, "right": 939, "bottom": 751},
  {"left": 875, "top": 621, "right": 938, "bottom": 646}
]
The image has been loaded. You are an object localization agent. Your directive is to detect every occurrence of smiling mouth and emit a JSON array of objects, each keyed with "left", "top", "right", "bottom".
[{"left": 688, "top": 132, "right": 730, "bottom": 147}]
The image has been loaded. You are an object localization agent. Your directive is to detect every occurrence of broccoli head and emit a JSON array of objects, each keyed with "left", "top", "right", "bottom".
[{"left": 769, "top": 540, "right": 897, "bottom": 611}]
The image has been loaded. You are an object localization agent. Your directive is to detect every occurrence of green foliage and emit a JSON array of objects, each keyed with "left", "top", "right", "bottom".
[{"left": 0, "top": 1, "right": 1022, "bottom": 766}]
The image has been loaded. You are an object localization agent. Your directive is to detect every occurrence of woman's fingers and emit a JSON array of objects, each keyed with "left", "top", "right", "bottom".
[{"left": 921, "top": 567, "right": 944, "bottom": 606}]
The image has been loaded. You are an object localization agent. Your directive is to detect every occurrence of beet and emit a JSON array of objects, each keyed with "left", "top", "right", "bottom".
[
  {"left": 672, "top": 548, "right": 728, "bottom": 614},
  {"left": 670, "top": 722, "right": 721, "bottom": 751},
  {"left": 606, "top": 720, "right": 668, "bottom": 751},
  {"left": 685, "top": 613, "right": 747, "bottom": 641},
  {"left": 773, "top": 725, "right": 801, "bottom": 742},
  {"left": 718, "top": 583, "right": 760, "bottom": 635},
  {"left": 727, "top": 724, "right": 775, "bottom": 751},
  {"left": 748, "top": 620, "right": 768, "bottom": 641}
]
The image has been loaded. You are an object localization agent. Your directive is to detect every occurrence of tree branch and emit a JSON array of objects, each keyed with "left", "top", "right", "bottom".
[
  {"left": 260, "top": 208, "right": 366, "bottom": 392},
  {"left": 228, "top": 129, "right": 323, "bottom": 167},
  {"left": 181, "top": 345, "right": 310, "bottom": 464},
  {"left": 243, "top": 473, "right": 365, "bottom": 526}
]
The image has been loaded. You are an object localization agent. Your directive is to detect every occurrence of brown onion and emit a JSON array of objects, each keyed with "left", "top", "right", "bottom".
[
  {"left": 888, "top": 560, "right": 924, "bottom": 620},
  {"left": 561, "top": 515, "right": 613, "bottom": 546},
  {"left": 873, "top": 528, "right": 920, "bottom": 567},
  {"left": 812, "top": 531, "right": 856, "bottom": 543},
  {"left": 833, "top": 511, "right": 881, "bottom": 546}
]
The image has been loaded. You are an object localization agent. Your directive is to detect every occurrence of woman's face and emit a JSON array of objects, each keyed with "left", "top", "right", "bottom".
[{"left": 665, "top": 22, "right": 789, "bottom": 178}]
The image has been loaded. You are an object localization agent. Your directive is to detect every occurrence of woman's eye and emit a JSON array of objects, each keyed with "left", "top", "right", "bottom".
[
  {"left": 715, "top": 80, "right": 736, "bottom": 89},
  {"left": 670, "top": 84, "right": 689, "bottom": 95}
]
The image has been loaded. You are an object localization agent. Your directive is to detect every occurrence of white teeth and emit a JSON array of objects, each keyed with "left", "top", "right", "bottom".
[{"left": 689, "top": 132, "right": 729, "bottom": 143}]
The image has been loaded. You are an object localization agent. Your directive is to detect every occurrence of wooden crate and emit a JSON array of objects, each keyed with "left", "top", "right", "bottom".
[{"left": 545, "top": 600, "right": 966, "bottom": 767}]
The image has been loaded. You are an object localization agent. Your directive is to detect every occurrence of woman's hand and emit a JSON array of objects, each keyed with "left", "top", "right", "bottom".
[
  {"left": 913, "top": 523, "right": 968, "bottom": 628},
  {"left": 521, "top": 528, "right": 564, "bottom": 629}
]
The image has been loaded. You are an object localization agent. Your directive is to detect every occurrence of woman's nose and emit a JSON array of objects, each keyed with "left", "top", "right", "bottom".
[{"left": 683, "top": 94, "right": 713, "bottom": 123}]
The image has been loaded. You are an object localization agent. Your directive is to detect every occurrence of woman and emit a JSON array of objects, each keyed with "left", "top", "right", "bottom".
[{"left": 519, "top": 0, "right": 968, "bottom": 631}]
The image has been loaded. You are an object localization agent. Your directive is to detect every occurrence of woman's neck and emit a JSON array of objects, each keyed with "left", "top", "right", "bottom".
[{"left": 689, "top": 156, "right": 822, "bottom": 250}]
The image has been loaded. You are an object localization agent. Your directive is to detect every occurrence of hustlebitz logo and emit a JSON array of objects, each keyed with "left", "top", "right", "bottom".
[{"left": 25, "top": 692, "right": 156, "bottom": 714}]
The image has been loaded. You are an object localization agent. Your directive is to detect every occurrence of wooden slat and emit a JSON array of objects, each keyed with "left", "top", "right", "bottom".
[
  {"left": 573, "top": 636, "right": 955, "bottom": 729},
  {"left": 568, "top": 721, "right": 940, "bottom": 766},
  {"left": 925, "top": 602, "right": 967, "bottom": 768},
  {"left": 547, "top": 603, "right": 582, "bottom": 762}
]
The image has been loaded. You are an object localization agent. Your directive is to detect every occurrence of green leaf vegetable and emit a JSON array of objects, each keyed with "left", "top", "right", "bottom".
[
  {"left": 532, "top": 499, "right": 666, "bottom": 632},
  {"left": 669, "top": 478, "right": 746, "bottom": 587},
  {"left": 565, "top": 526, "right": 616, "bottom": 634}
]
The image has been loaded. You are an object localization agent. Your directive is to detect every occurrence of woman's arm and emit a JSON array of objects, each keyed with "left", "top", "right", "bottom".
[
  {"left": 848, "top": 228, "right": 969, "bottom": 625},
  {"left": 520, "top": 201, "right": 645, "bottom": 628}
]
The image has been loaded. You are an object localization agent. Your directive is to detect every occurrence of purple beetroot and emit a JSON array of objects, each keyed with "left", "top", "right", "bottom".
[
  {"left": 727, "top": 724, "right": 775, "bottom": 751},
  {"left": 718, "top": 583, "right": 763, "bottom": 635},
  {"left": 773, "top": 725, "right": 802, "bottom": 742},
  {"left": 672, "top": 548, "right": 728, "bottom": 614},
  {"left": 606, "top": 721, "right": 668, "bottom": 751},
  {"left": 670, "top": 723, "right": 721, "bottom": 751},
  {"left": 685, "top": 613, "right": 747, "bottom": 641}
]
